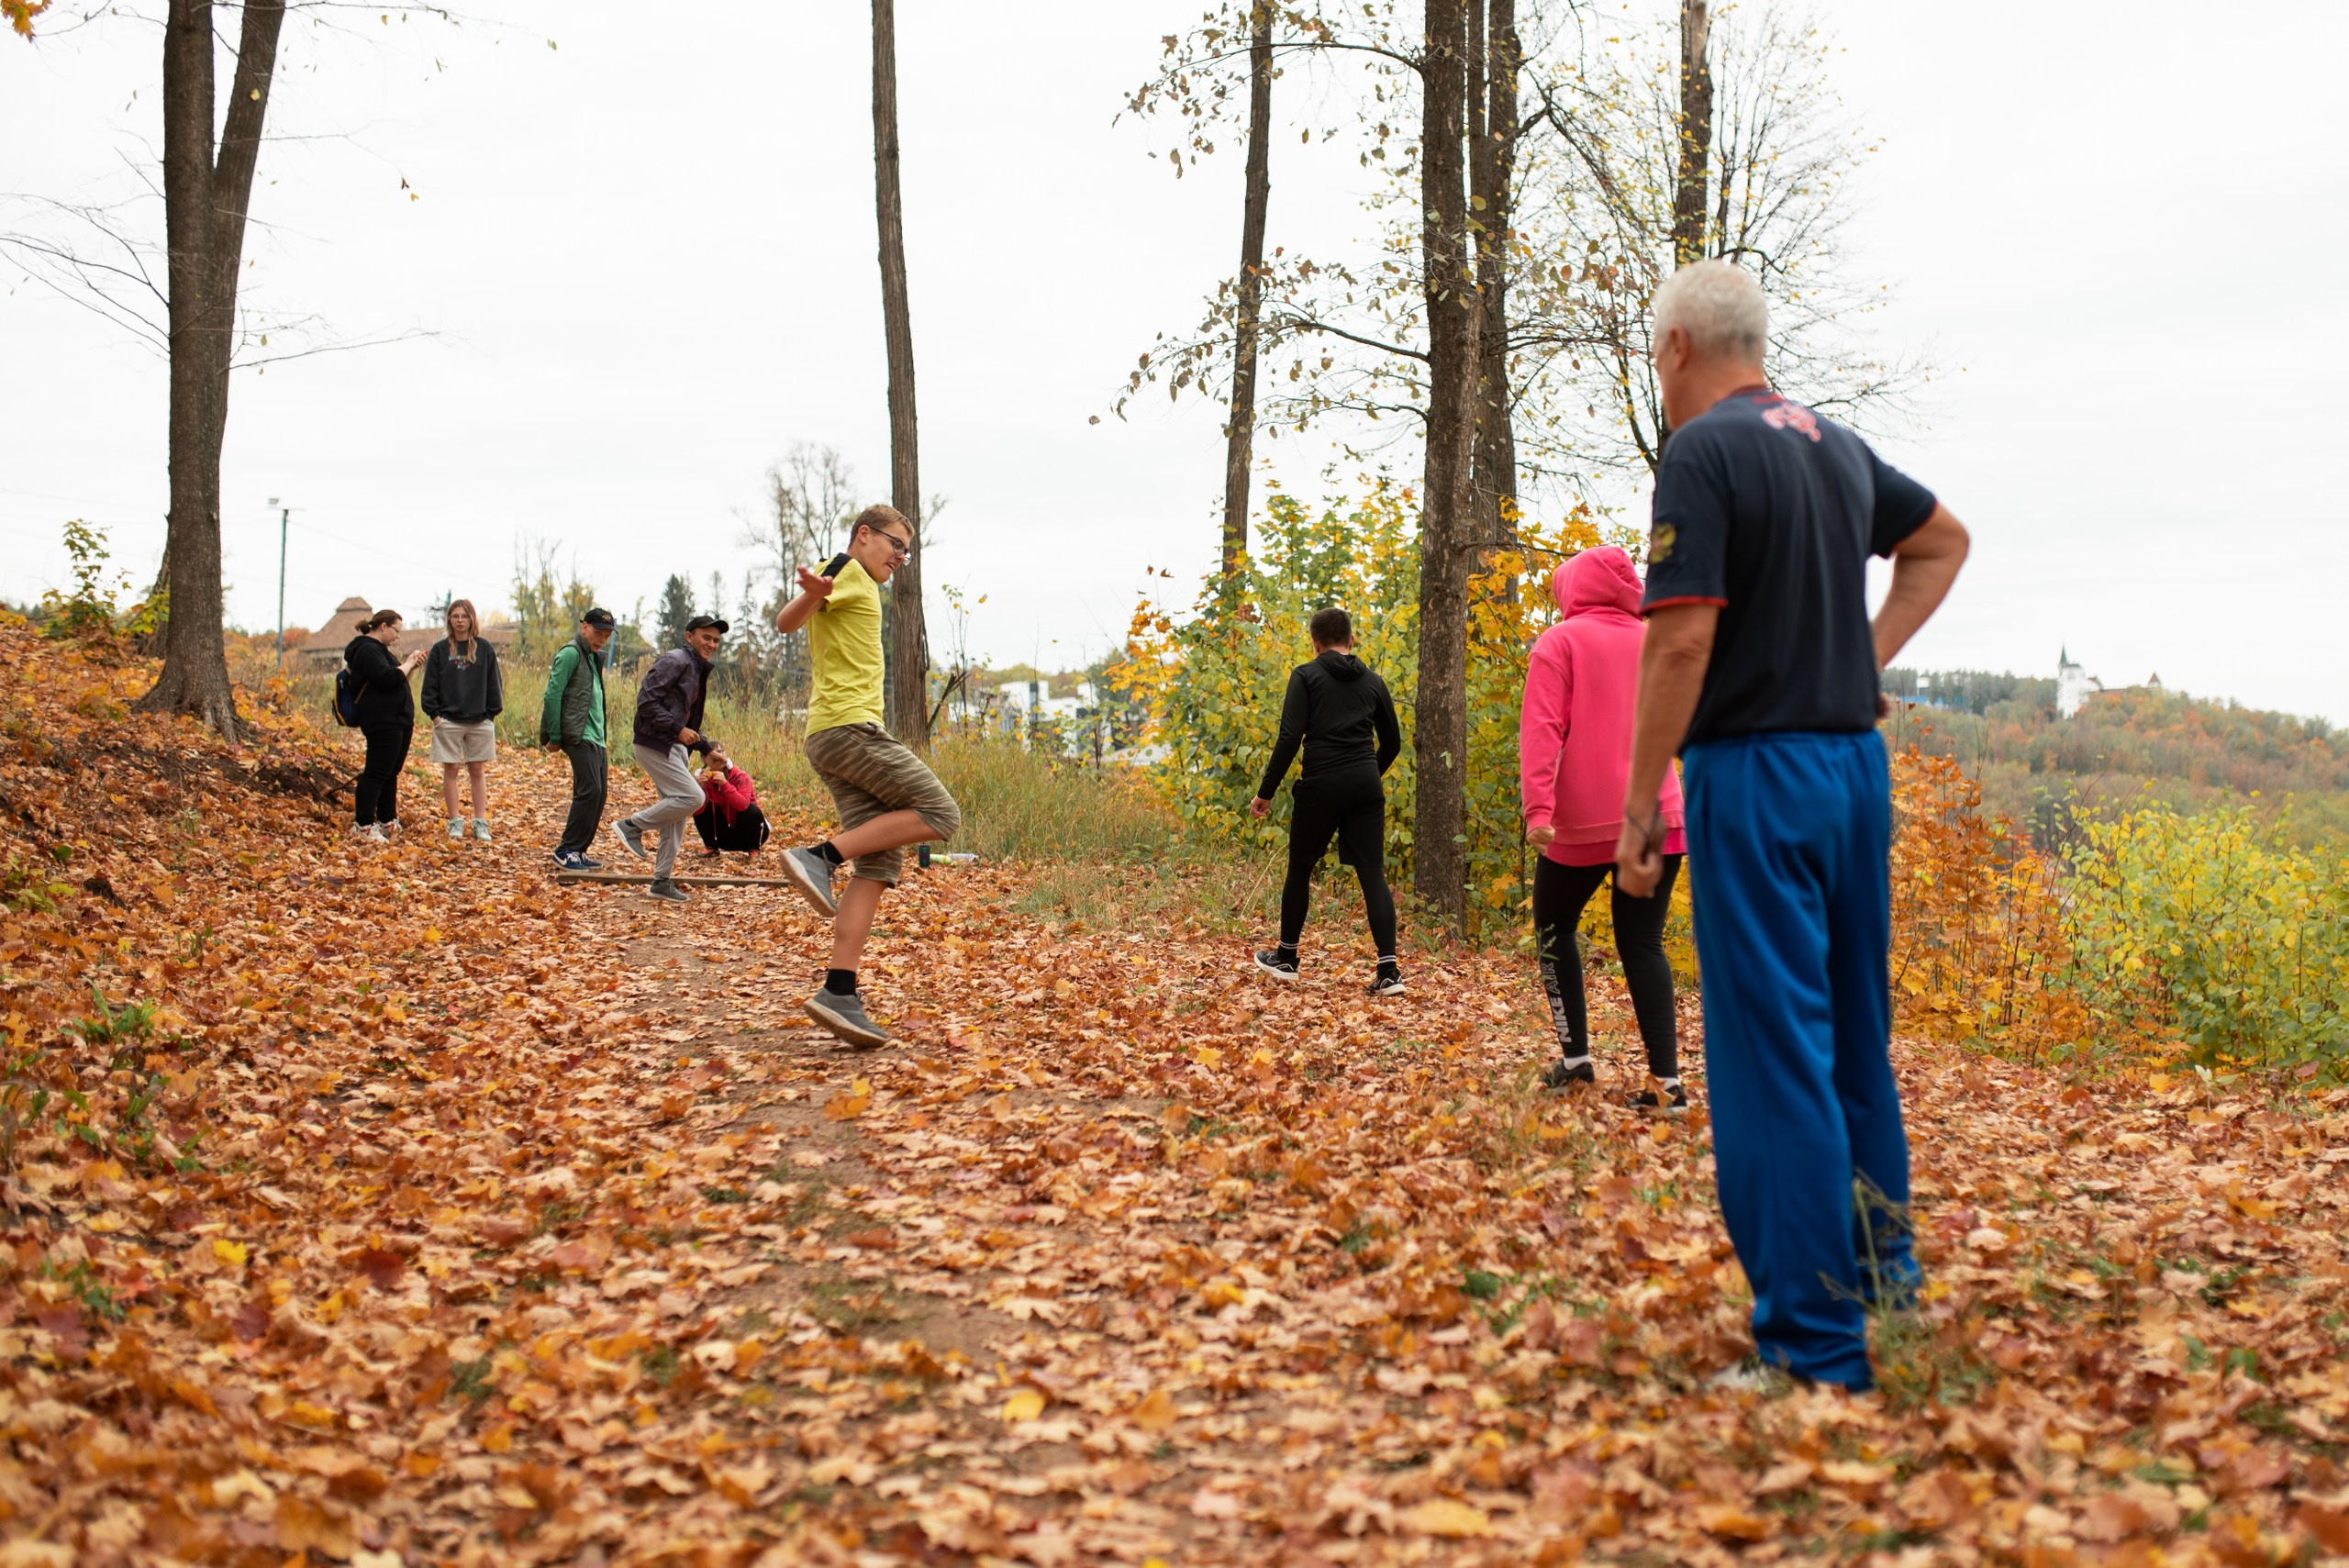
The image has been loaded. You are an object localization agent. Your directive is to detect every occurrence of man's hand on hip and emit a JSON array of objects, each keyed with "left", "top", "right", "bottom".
[{"left": 1615, "top": 814, "right": 1664, "bottom": 898}]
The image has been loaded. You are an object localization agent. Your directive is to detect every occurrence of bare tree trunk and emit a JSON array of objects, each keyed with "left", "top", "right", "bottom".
[
  {"left": 138, "top": 0, "right": 285, "bottom": 743},
  {"left": 1414, "top": 0, "right": 1480, "bottom": 935},
  {"left": 872, "top": 0, "right": 930, "bottom": 749},
  {"left": 1470, "top": 0, "right": 1519, "bottom": 564},
  {"left": 1671, "top": 0, "right": 1713, "bottom": 268},
  {"left": 1219, "top": 3, "right": 1275, "bottom": 577}
]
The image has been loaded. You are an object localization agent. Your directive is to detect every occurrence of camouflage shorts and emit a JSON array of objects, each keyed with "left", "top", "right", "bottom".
[{"left": 804, "top": 723, "right": 962, "bottom": 885}]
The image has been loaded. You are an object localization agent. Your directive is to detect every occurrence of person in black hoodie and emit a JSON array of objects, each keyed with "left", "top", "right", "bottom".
[
  {"left": 419, "top": 598, "right": 505, "bottom": 844},
  {"left": 344, "top": 608, "right": 428, "bottom": 841},
  {"left": 1248, "top": 606, "right": 1406, "bottom": 994}
]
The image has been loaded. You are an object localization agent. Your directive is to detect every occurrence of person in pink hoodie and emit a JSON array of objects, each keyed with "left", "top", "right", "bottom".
[{"left": 1520, "top": 546, "right": 1689, "bottom": 1107}]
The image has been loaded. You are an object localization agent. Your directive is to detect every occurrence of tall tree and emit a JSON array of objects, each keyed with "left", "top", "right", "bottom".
[
  {"left": 1515, "top": 3, "right": 1915, "bottom": 481},
  {"left": 1219, "top": 3, "right": 1275, "bottom": 575},
  {"left": 1469, "top": 0, "right": 1520, "bottom": 558},
  {"left": 656, "top": 574, "right": 696, "bottom": 652},
  {"left": 1121, "top": 1, "right": 1492, "bottom": 928},
  {"left": 135, "top": 0, "right": 288, "bottom": 741},
  {"left": 1671, "top": 0, "right": 1713, "bottom": 269},
  {"left": 1414, "top": 0, "right": 1481, "bottom": 932},
  {"left": 870, "top": 0, "right": 930, "bottom": 749}
]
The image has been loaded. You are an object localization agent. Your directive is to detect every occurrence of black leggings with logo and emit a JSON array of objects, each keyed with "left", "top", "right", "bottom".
[
  {"left": 355, "top": 722, "right": 412, "bottom": 828},
  {"left": 1280, "top": 765, "right": 1397, "bottom": 959},
  {"left": 1532, "top": 852, "right": 1682, "bottom": 1079}
]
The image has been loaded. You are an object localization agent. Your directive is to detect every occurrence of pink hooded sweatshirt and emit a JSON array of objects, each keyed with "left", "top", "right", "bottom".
[{"left": 1519, "top": 547, "right": 1687, "bottom": 868}]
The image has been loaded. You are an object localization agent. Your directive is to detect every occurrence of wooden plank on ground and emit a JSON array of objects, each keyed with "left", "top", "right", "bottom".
[{"left": 553, "top": 871, "right": 799, "bottom": 888}]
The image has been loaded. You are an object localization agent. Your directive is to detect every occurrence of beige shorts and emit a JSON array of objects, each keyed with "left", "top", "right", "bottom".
[
  {"left": 804, "top": 722, "right": 960, "bottom": 885},
  {"left": 428, "top": 718, "right": 497, "bottom": 765}
]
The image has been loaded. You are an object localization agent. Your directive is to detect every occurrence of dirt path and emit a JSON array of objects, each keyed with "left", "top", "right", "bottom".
[{"left": 6, "top": 676, "right": 2347, "bottom": 1568}]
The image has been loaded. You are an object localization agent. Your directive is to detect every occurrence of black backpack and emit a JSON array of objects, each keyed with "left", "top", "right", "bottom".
[{"left": 331, "top": 665, "right": 370, "bottom": 728}]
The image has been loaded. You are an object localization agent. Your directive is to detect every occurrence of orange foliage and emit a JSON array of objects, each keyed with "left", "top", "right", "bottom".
[
  {"left": 1888, "top": 746, "right": 2086, "bottom": 1061},
  {"left": 3, "top": 0, "right": 50, "bottom": 40}
]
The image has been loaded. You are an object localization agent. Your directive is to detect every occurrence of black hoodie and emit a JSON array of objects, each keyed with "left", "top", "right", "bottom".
[
  {"left": 344, "top": 634, "right": 415, "bottom": 728},
  {"left": 1256, "top": 649, "right": 1403, "bottom": 799}
]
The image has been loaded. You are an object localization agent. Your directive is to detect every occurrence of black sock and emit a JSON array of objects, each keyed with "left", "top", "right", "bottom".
[
  {"left": 824, "top": 969, "right": 857, "bottom": 996},
  {"left": 811, "top": 841, "right": 846, "bottom": 867},
  {"left": 1276, "top": 943, "right": 1297, "bottom": 962}
]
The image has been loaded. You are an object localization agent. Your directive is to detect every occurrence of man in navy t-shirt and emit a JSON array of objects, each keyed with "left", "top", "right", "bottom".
[{"left": 1616, "top": 260, "right": 1970, "bottom": 1392}]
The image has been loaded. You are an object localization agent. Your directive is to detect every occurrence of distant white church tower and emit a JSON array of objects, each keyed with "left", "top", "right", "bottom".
[{"left": 2056, "top": 648, "right": 2098, "bottom": 719}]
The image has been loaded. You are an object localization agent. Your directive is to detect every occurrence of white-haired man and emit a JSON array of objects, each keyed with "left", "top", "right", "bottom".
[{"left": 1615, "top": 259, "right": 1969, "bottom": 1392}]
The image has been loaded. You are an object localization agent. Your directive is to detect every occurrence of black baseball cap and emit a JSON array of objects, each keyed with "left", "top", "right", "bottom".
[
  {"left": 580, "top": 606, "right": 617, "bottom": 628},
  {"left": 685, "top": 614, "right": 729, "bottom": 634}
]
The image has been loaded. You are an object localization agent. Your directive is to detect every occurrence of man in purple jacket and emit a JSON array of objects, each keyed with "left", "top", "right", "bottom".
[{"left": 615, "top": 616, "right": 724, "bottom": 903}]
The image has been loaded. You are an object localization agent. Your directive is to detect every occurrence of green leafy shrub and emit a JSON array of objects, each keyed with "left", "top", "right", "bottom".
[
  {"left": 1119, "top": 481, "right": 1607, "bottom": 940},
  {"left": 2060, "top": 804, "right": 2349, "bottom": 1074}
]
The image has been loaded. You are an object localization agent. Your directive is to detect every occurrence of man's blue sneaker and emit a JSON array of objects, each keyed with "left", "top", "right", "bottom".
[{"left": 553, "top": 850, "right": 602, "bottom": 873}]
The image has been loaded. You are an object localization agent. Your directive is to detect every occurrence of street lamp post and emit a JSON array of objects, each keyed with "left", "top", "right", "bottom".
[{"left": 269, "top": 497, "right": 291, "bottom": 672}]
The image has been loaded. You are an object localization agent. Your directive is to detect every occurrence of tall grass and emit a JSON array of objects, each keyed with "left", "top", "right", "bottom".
[
  {"left": 376, "top": 654, "right": 1187, "bottom": 868},
  {"left": 262, "top": 652, "right": 1342, "bottom": 944}
]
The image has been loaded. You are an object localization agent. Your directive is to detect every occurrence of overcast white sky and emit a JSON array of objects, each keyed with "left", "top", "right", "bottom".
[{"left": 6, "top": 3, "right": 2345, "bottom": 720}]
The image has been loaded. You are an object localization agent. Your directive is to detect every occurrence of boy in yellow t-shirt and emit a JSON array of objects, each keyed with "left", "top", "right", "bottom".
[{"left": 772, "top": 504, "right": 962, "bottom": 1048}]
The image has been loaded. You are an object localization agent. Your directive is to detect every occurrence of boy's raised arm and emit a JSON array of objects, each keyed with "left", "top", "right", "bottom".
[{"left": 774, "top": 566, "right": 835, "bottom": 637}]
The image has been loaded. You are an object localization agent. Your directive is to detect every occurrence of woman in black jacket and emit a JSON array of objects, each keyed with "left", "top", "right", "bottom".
[
  {"left": 1246, "top": 606, "right": 1406, "bottom": 995},
  {"left": 345, "top": 609, "right": 427, "bottom": 840}
]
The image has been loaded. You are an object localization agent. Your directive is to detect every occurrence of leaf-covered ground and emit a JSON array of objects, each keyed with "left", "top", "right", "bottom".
[{"left": 4, "top": 627, "right": 2348, "bottom": 1567}]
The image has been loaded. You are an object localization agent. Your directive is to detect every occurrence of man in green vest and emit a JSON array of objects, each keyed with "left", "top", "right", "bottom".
[{"left": 540, "top": 607, "right": 616, "bottom": 871}]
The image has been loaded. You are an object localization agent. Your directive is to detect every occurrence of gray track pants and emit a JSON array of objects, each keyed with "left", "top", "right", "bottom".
[{"left": 625, "top": 742, "right": 706, "bottom": 880}]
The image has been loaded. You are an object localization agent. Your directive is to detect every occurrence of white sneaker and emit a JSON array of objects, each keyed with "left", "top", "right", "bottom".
[
  {"left": 1708, "top": 1359, "right": 1803, "bottom": 1396},
  {"left": 447, "top": 817, "right": 466, "bottom": 841},
  {"left": 471, "top": 817, "right": 493, "bottom": 843},
  {"left": 381, "top": 819, "right": 403, "bottom": 838},
  {"left": 355, "top": 824, "right": 387, "bottom": 843}
]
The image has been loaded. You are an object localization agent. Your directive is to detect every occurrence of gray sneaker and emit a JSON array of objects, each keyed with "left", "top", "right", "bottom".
[
  {"left": 780, "top": 846, "right": 841, "bottom": 917},
  {"left": 646, "top": 878, "right": 690, "bottom": 904},
  {"left": 805, "top": 988, "right": 888, "bottom": 1049},
  {"left": 614, "top": 818, "right": 650, "bottom": 862}
]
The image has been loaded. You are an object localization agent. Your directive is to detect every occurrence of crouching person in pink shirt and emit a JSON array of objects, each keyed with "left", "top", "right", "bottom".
[
  {"left": 1520, "top": 547, "right": 1689, "bottom": 1110},
  {"left": 693, "top": 747, "right": 772, "bottom": 856}
]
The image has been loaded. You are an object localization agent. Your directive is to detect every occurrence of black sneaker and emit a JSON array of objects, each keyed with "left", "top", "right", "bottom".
[
  {"left": 1366, "top": 966, "right": 1406, "bottom": 997},
  {"left": 613, "top": 819, "right": 650, "bottom": 862},
  {"left": 1252, "top": 949, "right": 1299, "bottom": 982},
  {"left": 1630, "top": 1083, "right": 1689, "bottom": 1113},
  {"left": 1542, "top": 1057, "right": 1597, "bottom": 1091}
]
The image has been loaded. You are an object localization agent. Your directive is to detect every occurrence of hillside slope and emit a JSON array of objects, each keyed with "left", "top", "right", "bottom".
[{"left": 1883, "top": 668, "right": 2349, "bottom": 843}]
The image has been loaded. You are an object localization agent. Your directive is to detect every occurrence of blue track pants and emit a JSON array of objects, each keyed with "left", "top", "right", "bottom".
[{"left": 1682, "top": 729, "right": 1917, "bottom": 1389}]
